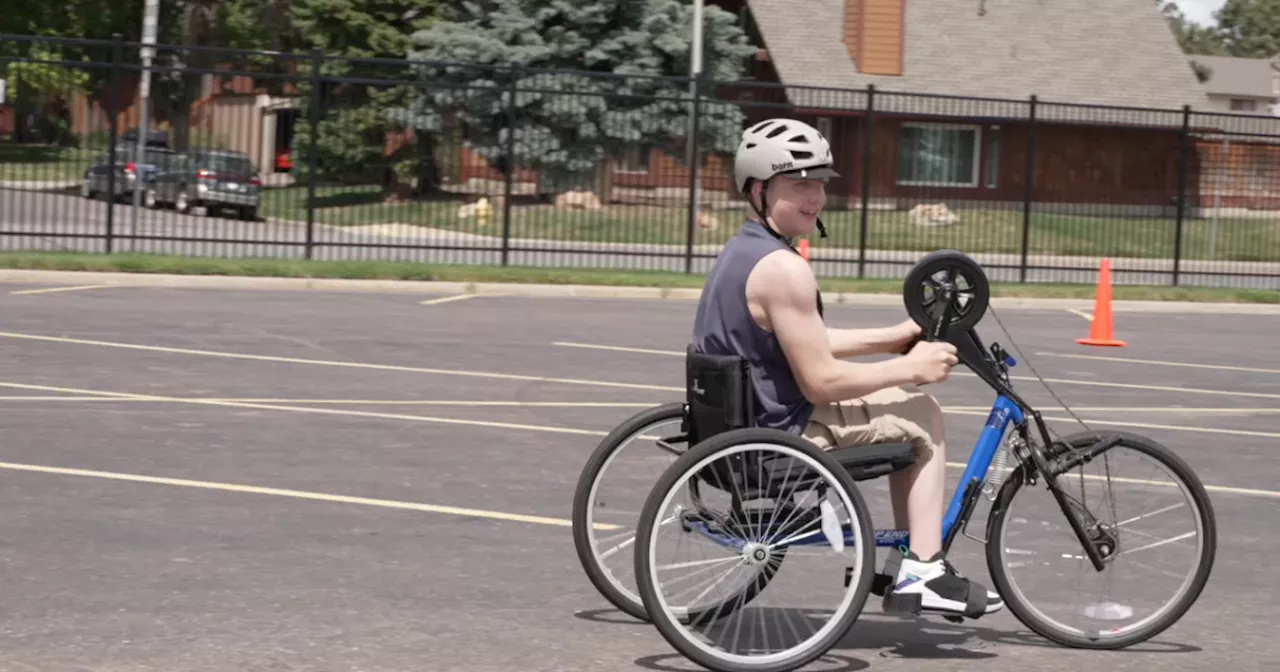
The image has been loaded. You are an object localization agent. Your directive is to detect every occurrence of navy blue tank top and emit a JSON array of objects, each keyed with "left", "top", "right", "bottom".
[{"left": 692, "top": 218, "right": 824, "bottom": 434}]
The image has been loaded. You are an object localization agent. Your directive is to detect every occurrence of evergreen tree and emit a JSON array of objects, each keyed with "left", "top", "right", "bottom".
[
  {"left": 394, "top": 0, "right": 758, "bottom": 192},
  {"left": 286, "top": 0, "right": 443, "bottom": 190}
]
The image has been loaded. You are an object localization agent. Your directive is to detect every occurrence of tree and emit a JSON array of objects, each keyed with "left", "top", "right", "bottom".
[
  {"left": 1218, "top": 0, "right": 1280, "bottom": 57},
  {"left": 395, "top": 0, "right": 758, "bottom": 194},
  {"left": 285, "top": 0, "right": 443, "bottom": 192},
  {"left": 0, "top": 1, "right": 153, "bottom": 144},
  {"left": 1157, "top": 1, "right": 1228, "bottom": 61}
]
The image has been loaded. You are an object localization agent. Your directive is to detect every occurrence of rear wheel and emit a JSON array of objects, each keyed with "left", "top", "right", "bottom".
[
  {"left": 572, "top": 404, "right": 780, "bottom": 624},
  {"left": 635, "top": 429, "right": 875, "bottom": 672},
  {"left": 572, "top": 403, "right": 687, "bottom": 620}
]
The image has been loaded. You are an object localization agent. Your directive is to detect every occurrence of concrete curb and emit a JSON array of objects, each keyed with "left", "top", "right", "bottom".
[{"left": 0, "top": 268, "right": 1277, "bottom": 314}]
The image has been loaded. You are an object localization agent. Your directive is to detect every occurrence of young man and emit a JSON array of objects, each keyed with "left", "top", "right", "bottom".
[{"left": 691, "top": 118, "right": 1002, "bottom": 618}]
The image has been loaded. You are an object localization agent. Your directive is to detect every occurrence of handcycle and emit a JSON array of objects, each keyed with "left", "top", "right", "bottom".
[{"left": 572, "top": 250, "right": 1216, "bottom": 672}]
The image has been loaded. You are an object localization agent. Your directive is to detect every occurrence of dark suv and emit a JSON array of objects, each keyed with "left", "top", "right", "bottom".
[{"left": 147, "top": 149, "right": 262, "bottom": 220}]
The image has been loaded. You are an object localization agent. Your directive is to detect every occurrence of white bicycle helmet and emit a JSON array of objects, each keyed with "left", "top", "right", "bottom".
[{"left": 734, "top": 118, "right": 839, "bottom": 237}]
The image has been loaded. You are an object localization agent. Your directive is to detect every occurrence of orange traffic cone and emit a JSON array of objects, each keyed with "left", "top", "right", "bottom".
[
  {"left": 1076, "top": 258, "right": 1126, "bottom": 347},
  {"left": 798, "top": 238, "right": 810, "bottom": 262}
]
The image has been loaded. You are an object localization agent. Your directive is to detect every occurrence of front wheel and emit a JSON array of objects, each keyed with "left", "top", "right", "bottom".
[{"left": 986, "top": 430, "right": 1216, "bottom": 649}]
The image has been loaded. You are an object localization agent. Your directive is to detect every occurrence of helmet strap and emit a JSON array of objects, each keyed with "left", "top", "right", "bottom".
[{"left": 750, "top": 180, "right": 788, "bottom": 245}]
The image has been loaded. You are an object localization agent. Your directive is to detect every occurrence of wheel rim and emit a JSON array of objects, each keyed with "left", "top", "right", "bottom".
[
  {"left": 643, "top": 441, "right": 867, "bottom": 667},
  {"left": 583, "top": 414, "right": 686, "bottom": 610},
  {"left": 903, "top": 251, "right": 990, "bottom": 334},
  {"left": 909, "top": 265, "right": 984, "bottom": 327},
  {"left": 995, "top": 440, "right": 1207, "bottom": 641}
]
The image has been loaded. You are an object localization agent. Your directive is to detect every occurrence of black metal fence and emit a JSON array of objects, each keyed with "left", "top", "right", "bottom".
[{"left": 5, "top": 32, "right": 1280, "bottom": 288}]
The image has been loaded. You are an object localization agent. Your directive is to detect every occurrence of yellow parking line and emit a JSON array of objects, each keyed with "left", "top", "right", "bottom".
[
  {"left": 420, "top": 293, "right": 485, "bottom": 305},
  {"left": 10, "top": 284, "right": 116, "bottom": 296},
  {"left": 550, "top": 341, "right": 1280, "bottom": 400},
  {"left": 943, "top": 408, "right": 1280, "bottom": 439},
  {"left": 940, "top": 460, "right": 1280, "bottom": 499},
  {"left": 0, "top": 382, "right": 614, "bottom": 437},
  {"left": 0, "top": 331, "right": 680, "bottom": 393},
  {"left": 1, "top": 380, "right": 1277, "bottom": 501},
  {"left": 0, "top": 396, "right": 658, "bottom": 407},
  {"left": 552, "top": 341, "right": 684, "bottom": 357},
  {"left": 1037, "top": 351, "right": 1280, "bottom": 376},
  {"left": 0, "top": 461, "right": 618, "bottom": 529}
]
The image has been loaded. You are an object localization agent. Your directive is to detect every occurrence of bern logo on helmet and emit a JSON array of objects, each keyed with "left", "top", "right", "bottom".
[{"left": 771, "top": 161, "right": 794, "bottom": 171}]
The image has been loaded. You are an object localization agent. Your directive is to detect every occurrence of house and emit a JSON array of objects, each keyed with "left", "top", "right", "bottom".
[
  {"left": 709, "top": 0, "right": 1219, "bottom": 214},
  {"left": 1187, "top": 54, "right": 1280, "bottom": 115},
  {"left": 460, "top": 0, "right": 1219, "bottom": 214},
  {"left": 3, "top": 66, "right": 304, "bottom": 184}
]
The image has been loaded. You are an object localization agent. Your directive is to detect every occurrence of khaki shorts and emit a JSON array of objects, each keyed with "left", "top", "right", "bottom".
[{"left": 801, "top": 384, "right": 940, "bottom": 461}]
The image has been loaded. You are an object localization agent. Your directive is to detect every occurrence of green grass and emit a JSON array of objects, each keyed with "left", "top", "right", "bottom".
[
  {"left": 258, "top": 185, "right": 1280, "bottom": 263},
  {"left": 0, "top": 251, "right": 1276, "bottom": 303},
  {"left": 0, "top": 142, "right": 100, "bottom": 182}
]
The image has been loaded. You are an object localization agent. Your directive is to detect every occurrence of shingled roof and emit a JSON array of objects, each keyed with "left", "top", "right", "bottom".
[
  {"left": 743, "top": 0, "right": 1210, "bottom": 117},
  {"left": 1188, "top": 55, "right": 1280, "bottom": 99}
]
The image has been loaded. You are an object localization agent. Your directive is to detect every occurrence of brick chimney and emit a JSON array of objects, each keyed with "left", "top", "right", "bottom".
[{"left": 843, "top": 0, "right": 906, "bottom": 76}]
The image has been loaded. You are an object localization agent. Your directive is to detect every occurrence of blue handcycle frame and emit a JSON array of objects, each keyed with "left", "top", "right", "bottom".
[{"left": 685, "top": 394, "right": 1025, "bottom": 552}]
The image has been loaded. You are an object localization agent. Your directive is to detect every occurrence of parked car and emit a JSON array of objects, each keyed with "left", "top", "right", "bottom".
[
  {"left": 80, "top": 144, "right": 178, "bottom": 201},
  {"left": 146, "top": 149, "right": 262, "bottom": 220}
]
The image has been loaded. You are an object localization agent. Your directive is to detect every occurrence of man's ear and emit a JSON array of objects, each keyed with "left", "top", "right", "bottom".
[{"left": 749, "top": 180, "right": 765, "bottom": 211}]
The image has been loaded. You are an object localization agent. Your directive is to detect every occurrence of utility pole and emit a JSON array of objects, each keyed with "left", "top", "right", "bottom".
[
  {"left": 684, "top": 0, "right": 703, "bottom": 265},
  {"left": 686, "top": 0, "right": 704, "bottom": 152},
  {"left": 130, "top": 0, "right": 160, "bottom": 250}
]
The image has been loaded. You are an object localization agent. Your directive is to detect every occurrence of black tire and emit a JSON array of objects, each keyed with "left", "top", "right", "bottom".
[
  {"left": 572, "top": 402, "right": 687, "bottom": 620},
  {"left": 902, "top": 249, "right": 990, "bottom": 334},
  {"left": 635, "top": 428, "right": 876, "bottom": 672},
  {"left": 573, "top": 404, "right": 782, "bottom": 624},
  {"left": 985, "top": 430, "right": 1217, "bottom": 649}
]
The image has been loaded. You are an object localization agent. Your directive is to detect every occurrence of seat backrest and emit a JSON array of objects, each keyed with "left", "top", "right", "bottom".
[{"left": 684, "top": 345, "right": 755, "bottom": 446}]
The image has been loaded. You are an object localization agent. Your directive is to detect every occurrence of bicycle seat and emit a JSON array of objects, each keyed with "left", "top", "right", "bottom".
[{"left": 761, "top": 441, "right": 917, "bottom": 483}]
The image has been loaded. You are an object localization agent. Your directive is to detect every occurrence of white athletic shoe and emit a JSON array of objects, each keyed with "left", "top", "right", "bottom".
[{"left": 884, "top": 550, "right": 1004, "bottom": 619}]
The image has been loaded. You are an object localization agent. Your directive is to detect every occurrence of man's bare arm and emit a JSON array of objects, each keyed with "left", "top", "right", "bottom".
[
  {"left": 752, "top": 252, "right": 920, "bottom": 405},
  {"left": 826, "top": 325, "right": 916, "bottom": 359}
]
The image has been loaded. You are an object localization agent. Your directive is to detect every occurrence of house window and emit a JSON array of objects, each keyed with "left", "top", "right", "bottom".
[
  {"left": 1231, "top": 98, "right": 1258, "bottom": 112},
  {"left": 897, "top": 123, "right": 981, "bottom": 187}
]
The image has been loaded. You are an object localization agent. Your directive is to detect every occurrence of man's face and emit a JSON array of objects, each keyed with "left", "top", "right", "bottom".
[{"left": 757, "top": 175, "right": 827, "bottom": 237}]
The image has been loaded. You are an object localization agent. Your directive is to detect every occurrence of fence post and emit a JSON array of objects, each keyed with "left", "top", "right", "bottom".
[
  {"left": 304, "top": 48, "right": 322, "bottom": 260},
  {"left": 1020, "top": 95, "right": 1037, "bottom": 283},
  {"left": 1173, "top": 104, "right": 1191, "bottom": 287},
  {"left": 684, "top": 74, "right": 702, "bottom": 275},
  {"left": 104, "top": 33, "right": 124, "bottom": 255},
  {"left": 501, "top": 65, "right": 517, "bottom": 266},
  {"left": 857, "top": 85, "right": 875, "bottom": 279}
]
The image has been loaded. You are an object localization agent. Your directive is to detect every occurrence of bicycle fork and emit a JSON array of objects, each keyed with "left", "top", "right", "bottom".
[{"left": 1025, "top": 414, "right": 1124, "bottom": 573}]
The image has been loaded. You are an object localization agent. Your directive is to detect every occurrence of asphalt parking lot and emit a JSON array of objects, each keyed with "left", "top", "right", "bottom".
[{"left": 0, "top": 280, "right": 1273, "bottom": 672}]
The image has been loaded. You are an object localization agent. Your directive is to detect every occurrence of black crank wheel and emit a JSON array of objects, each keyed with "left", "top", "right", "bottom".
[{"left": 902, "top": 249, "right": 990, "bottom": 335}]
